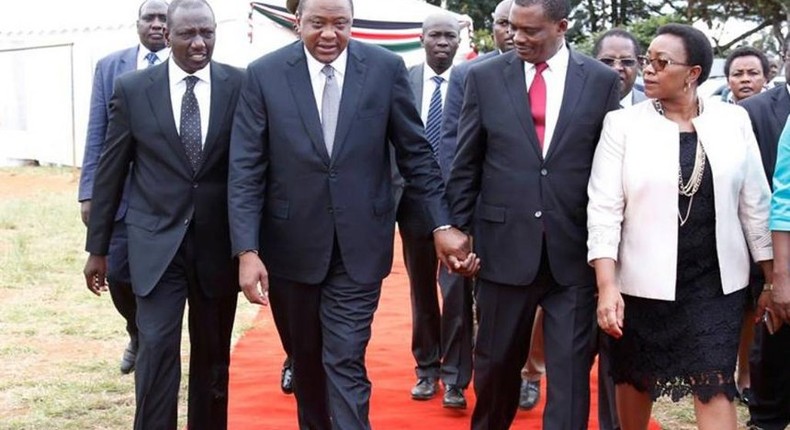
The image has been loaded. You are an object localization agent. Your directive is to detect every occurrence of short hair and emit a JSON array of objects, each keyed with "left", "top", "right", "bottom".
[
  {"left": 592, "top": 28, "right": 641, "bottom": 58},
  {"left": 138, "top": 0, "right": 169, "bottom": 18},
  {"left": 656, "top": 23, "right": 713, "bottom": 85},
  {"left": 167, "top": 0, "right": 214, "bottom": 24},
  {"left": 513, "top": 0, "right": 570, "bottom": 21},
  {"left": 724, "top": 46, "right": 769, "bottom": 77},
  {"left": 298, "top": 0, "right": 354, "bottom": 15}
]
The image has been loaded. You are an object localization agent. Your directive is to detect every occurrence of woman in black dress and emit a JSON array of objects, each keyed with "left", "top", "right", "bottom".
[{"left": 587, "top": 24, "right": 773, "bottom": 429}]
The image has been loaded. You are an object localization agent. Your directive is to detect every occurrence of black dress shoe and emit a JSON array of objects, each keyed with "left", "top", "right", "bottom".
[
  {"left": 119, "top": 337, "right": 137, "bottom": 375},
  {"left": 739, "top": 387, "right": 753, "bottom": 406},
  {"left": 442, "top": 385, "right": 467, "bottom": 409},
  {"left": 518, "top": 380, "right": 540, "bottom": 410},
  {"left": 281, "top": 357, "right": 294, "bottom": 395},
  {"left": 411, "top": 377, "right": 438, "bottom": 400}
]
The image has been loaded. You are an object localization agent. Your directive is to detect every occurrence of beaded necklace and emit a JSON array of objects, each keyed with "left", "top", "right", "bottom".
[{"left": 652, "top": 98, "right": 705, "bottom": 227}]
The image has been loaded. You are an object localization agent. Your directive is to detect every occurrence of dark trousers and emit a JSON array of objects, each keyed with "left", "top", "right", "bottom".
[
  {"left": 268, "top": 247, "right": 382, "bottom": 430},
  {"left": 107, "top": 220, "right": 137, "bottom": 340},
  {"left": 133, "top": 231, "right": 237, "bottom": 430},
  {"left": 399, "top": 227, "right": 474, "bottom": 387},
  {"left": 748, "top": 324, "right": 790, "bottom": 429},
  {"left": 594, "top": 328, "right": 620, "bottom": 430},
  {"left": 471, "top": 251, "right": 596, "bottom": 430}
]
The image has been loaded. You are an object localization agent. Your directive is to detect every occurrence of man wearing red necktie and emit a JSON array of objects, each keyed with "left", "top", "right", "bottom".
[{"left": 444, "top": 0, "right": 620, "bottom": 428}]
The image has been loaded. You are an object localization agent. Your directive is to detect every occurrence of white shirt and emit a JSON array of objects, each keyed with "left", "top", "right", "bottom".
[
  {"left": 304, "top": 46, "right": 348, "bottom": 122},
  {"left": 419, "top": 64, "right": 453, "bottom": 125},
  {"left": 136, "top": 45, "right": 170, "bottom": 70},
  {"left": 168, "top": 58, "right": 211, "bottom": 148},
  {"left": 523, "top": 42, "right": 569, "bottom": 157},
  {"left": 619, "top": 89, "right": 634, "bottom": 108}
]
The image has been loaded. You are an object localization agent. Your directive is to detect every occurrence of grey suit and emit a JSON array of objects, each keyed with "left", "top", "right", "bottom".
[
  {"left": 446, "top": 48, "right": 620, "bottom": 429},
  {"left": 229, "top": 40, "right": 449, "bottom": 430},
  {"left": 396, "top": 63, "right": 474, "bottom": 388},
  {"left": 86, "top": 61, "right": 244, "bottom": 430}
]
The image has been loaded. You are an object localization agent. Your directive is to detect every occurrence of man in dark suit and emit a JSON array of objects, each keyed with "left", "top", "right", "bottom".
[
  {"left": 740, "top": 40, "right": 790, "bottom": 430},
  {"left": 83, "top": 1, "right": 244, "bottom": 428},
  {"left": 78, "top": 0, "right": 169, "bottom": 375},
  {"left": 398, "top": 13, "right": 471, "bottom": 409},
  {"left": 227, "top": 0, "right": 476, "bottom": 428},
  {"left": 445, "top": 0, "right": 620, "bottom": 428}
]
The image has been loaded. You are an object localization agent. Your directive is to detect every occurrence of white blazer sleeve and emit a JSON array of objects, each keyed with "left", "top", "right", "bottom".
[
  {"left": 587, "top": 111, "right": 625, "bottom": 263},
  {"left": 736, "top": 109, "right": 773, "bottom": 262}
]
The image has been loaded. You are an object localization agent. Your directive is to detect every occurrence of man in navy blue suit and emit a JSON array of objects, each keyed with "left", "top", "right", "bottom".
[
  {"left": 78, "top": 0, "right": 169, "bottom": 375},
  {"left": 228, "top": 0, "right": 478, "bottom": 428}
]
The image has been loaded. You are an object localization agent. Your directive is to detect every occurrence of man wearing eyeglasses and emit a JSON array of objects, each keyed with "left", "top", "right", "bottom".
[
  {"left": 589, "top": 27, "right": 645, "bottom": 430},
  {"left": 593, "top": 28, "right": 646, "bottom": 109}
]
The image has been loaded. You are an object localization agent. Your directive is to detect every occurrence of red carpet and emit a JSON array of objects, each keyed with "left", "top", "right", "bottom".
[{"left": 227, "top": 237, "right": 662, "bottom": 429}]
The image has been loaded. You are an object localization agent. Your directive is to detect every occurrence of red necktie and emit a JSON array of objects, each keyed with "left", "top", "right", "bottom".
[{"left": 529, "top": 62, "right": 549, "bottom": 150}]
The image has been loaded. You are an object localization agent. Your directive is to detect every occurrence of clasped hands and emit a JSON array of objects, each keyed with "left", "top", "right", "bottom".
[{"left": 433, "top": 227, "right": 480, "bottom": 277}]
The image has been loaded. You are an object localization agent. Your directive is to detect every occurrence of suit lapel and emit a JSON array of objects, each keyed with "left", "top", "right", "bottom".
[
  {"left": 198, "top": 62, "right": 230, "bottom": 176},
  {"left": 545, "top": 49, "right": 585, "bottom": 161},
  {"left": 409, "top": 63, "right": 424, "bottom": 115},
  {"left": 146, "top": 63, "right": 193, "bottom": 174},
  {"left": 503, "top": 52, "right": 542, "bottom": 159},
  {"left": 286, "top": 43, "right": 330, "bottom": 164},
  {"left": 332, "top": 41, "right": 367, "bottom": 162},
  {"left": 772, "top": 89, "right": 790, "bottom": 135}
]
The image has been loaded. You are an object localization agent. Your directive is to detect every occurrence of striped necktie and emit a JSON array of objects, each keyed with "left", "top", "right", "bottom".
[
  {"left": 425, "top": 75, "right": 444, "bottom": 156},
  {"left": 145, "top": 52, "right": 158, "bottom": 68}
]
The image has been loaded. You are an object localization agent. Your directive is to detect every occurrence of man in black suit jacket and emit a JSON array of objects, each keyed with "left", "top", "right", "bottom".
[
  {"left": 227, "top": 0, "right": 476, "bottom": 428},
  {"left": 83, "top": 1, "right": 243, "bottom": 428},
  {"left": 740, "top": 45, "right": 790, "bottom": 430},
  {"left": 445, "top": 0, "right": 619, "bottom": 428}
]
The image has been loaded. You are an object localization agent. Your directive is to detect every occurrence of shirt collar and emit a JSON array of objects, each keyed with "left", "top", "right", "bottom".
[
  {"left": 525, "top": 41, "right": 569, "bottom": 73},
  {"left": 620, "top": 89, "right": 634, "bottom": 107},
  {"left": 304, "top": 44, "right": 348, "bottom": 79},
  {"left": 138, "top": 45, "right": 170, "bottom": 64},
  {"left": 168, "top": 56, "right": 212, "bottom": 86}
]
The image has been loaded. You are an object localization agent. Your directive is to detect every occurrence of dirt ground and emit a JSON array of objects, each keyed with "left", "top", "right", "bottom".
[{"left": 0, "top": 168, "right": 79, "bottom": 199}]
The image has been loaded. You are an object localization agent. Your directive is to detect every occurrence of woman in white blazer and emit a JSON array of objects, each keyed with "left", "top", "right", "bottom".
[{"left": 587, "top": 24, "right": 773, "bottom": 430}]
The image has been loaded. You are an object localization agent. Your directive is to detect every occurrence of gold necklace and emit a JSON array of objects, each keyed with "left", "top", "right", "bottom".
[{"left": 652, "top": 98, "right": 705, "bottom": 227}]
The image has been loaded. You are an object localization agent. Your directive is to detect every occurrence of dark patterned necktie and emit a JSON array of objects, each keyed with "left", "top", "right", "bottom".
[
  {"left": 145, "top": 52, "right": 158, "bottom": 67},
  {"left": 180, "top": 76, "right": 202, "bottom": 171},
  {"left": 425, "top": 75, "right": 444, "bottom": 156}
]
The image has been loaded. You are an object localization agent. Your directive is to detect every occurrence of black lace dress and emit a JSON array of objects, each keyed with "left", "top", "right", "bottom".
[{"left": 611, "top": 132, "right": 747, "bottom": 402}]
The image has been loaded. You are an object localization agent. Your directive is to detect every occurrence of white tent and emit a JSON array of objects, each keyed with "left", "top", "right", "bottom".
[{"left": 0, "top": 0, "right": 472, "bottom": 167}]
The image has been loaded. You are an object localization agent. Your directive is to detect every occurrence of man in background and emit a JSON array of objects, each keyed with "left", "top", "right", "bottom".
[
  {"left": 398, "top": 12, "right": 470, "bottom": 409},
  {"left": 78, "top": 0, "right": 169, "bottom": 375}
]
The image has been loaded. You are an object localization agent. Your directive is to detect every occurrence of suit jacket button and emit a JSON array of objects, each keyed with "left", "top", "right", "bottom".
[
  {"left": 540, "top": 168, "right": 548, "bottom": 176},
  {"left": 534, "top": 211, "right": 542, "bottom": 218},
  {"left": 192, "top": 183, "right": 198, "bottom": 189},
  {"left": 184, "top": 218, "right": 190, "bottom": 225}
]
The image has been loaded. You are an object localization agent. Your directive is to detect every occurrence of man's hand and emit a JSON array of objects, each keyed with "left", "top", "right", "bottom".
[
  {"left": 83, "top": 254, "right": 108, "bottom": 296},
  {"left": 433, "top": 227, "right": 480, "bottom": 277},
  {"left": 80, "top": 201, "right": 91, "bottom": 227},
  {"left": 596, "top": 283, "right": 624, "bottom": 339},
  {"left": 239, "top": 252, "right": 269, "bottom": 306},
  {"left": 771, "top": 276, "right": 790, "bottom": 324}
]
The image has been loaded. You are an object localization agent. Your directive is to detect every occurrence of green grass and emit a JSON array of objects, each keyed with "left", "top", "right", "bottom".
[{"left": 0, "top": 167, "right": 258, "bottom": 429}]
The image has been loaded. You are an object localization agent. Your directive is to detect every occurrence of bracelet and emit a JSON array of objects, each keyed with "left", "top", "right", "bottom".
[
  {"left": 763, "top": 283, "right": 773, "bottom": 292},
  {"left": 237, "top": 249, "right": 259, "bottom": 257},
  {"left": 433, "top": 225, "right": 453, "bottom": 233}
]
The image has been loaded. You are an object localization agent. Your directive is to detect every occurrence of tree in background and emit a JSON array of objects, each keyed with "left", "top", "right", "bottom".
[{"left": 431, "top": 0, "right": 790, "bottom": 57}]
